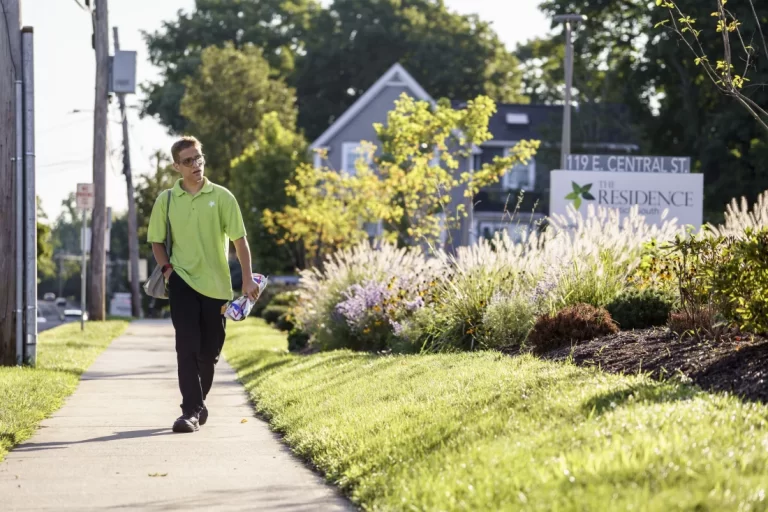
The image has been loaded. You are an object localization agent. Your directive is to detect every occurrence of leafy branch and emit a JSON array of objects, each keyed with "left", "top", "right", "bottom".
[{"left": 655, "top": 0, "right": 768, "bottom": 134}]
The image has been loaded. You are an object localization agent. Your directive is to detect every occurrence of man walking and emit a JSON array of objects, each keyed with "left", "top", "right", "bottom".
[{"left": 147, "top": 136, "right": 260, "bottom": 433}]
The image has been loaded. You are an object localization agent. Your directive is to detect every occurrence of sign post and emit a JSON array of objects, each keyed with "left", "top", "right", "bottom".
[{"left": 76, "top": 183, "right": 94, "bottom": 330}]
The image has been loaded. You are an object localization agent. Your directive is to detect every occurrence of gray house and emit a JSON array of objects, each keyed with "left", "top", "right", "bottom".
[{"left": 309, "top": 63, "right": 640, "bottom": 250}]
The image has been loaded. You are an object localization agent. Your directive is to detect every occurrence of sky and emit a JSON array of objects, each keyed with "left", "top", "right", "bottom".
[{"left": 24, "top": 0, "right": 551, "bottom": 220}]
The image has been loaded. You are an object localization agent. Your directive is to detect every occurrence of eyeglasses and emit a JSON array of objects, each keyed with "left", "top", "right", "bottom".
[{"left": 180, "top": 155, "right": 205, "bottom": 167}]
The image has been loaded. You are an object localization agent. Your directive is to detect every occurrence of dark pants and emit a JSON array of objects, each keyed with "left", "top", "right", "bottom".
[{"left": 168, "top": 272, "right": 228, "bottom": 415}]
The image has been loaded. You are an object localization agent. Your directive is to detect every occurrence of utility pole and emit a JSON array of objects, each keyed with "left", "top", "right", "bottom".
[
  {"left": 554, "top": 14, "right": 587, "bottom": 170},
  {"left": 0, "top": 0, "right": 22, "bottom": 366},
  {"left": 90, "top": 0, "right": 109, "bottom": 321},
  {"left": 113, "top": 27, "right": 141, "bottom": 318}
]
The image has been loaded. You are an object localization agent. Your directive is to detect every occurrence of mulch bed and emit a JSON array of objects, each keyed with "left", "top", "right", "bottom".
[{"left": 540, "top": 328, "right": 768, "bottom": 403}]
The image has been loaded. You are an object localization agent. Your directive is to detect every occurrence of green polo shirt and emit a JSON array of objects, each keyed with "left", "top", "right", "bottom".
[{"left": 147, "top": 178, "right": 246, "bottom": 301}]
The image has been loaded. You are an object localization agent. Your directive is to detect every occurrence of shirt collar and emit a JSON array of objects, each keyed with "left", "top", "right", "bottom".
[{"left": 173, "top": 178, "right": 215, "bottom": 196}]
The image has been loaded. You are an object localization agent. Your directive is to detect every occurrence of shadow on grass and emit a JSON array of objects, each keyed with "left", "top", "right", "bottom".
[
  {"left": 582, "top": 381, "right": 697, "bottom": 417},
  {"left": 11, "top": 428, "right": 174, "bottom": 452}
]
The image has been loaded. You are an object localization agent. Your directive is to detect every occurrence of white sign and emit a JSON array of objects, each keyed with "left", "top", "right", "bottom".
[
  {"left": 550, "top": 170, "right": 704, "bottom": 227},
  {"left": 565, "top": 154, "right": 691, "bottom": 173},
  {"left": 111, "top": 50, "right": 137, "bottom": 94},
  {"left": 76, "top": 183, "right": 94, "bottom": 210},
  {"left": 84, "top": 227, "right": 110, "bottom": 253}
]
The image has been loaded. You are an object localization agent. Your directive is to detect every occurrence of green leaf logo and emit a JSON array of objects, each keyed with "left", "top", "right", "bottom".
[{"left": 564, "top": 182, "right": 595, "bottom": 210}]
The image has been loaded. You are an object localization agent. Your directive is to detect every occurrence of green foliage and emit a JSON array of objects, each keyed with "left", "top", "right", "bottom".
[
  {"left": 180, "top": 44, "right": 298, "bottom": 188},
  {"left": 225, "top": 318, "right": 768, "bottom": 511},
  {"left": 275, "top": 313, "right": 295, "bottom": 333},
  {"left": 527, "top": 303, "right": 618, "bottom": 355},
  {"left": 270, "top": 291, "right": 299, "bottom": 308},
  {"left": 478, "top": 293, "right": 536, "bottom": 350},
  {"left": 263, "top": 94, "right": 539, "bottom": 263},
  {"left": 263, "top": 305, "right": 289, "bottom": 325},
  {"left": 528, "top": 0, "right": 768, "bottom": 224},
  {"left": 709, "top": 228, "right": 768, "bottom": 334},
  {"left": 142, "top": 0, "right": 527, "bottom": 141},
  {"left": 141, "top": 0, "right": 312, "bottom": 134},
  {"left": 230, "top": 113, "right": 308, "bottom": 273},
  {"left": 605, "top": 287, "right": 676, "bottom": 330},
  {"left": 287, "top": 327, "right": 310, "bottom": 352}
]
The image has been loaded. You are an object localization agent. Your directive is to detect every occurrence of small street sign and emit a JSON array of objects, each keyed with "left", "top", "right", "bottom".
[{"left": 76, "top": 183, "right": 95, "bottom": 210}]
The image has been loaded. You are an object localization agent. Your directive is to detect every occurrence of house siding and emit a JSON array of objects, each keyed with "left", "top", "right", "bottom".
[{"left": 321, "top": 84, "right": 418, "bottom": 171}]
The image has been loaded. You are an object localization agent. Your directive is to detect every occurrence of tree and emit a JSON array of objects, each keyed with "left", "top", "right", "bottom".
[
  {"left": 180, "top": 44, "right": 298, "bottom": 187},
  {"left": 230, "top": 112, "right": 309, "bottom": 273},
  {"left": 36, "top": 198, "right": 54, "bottom": 280},
  {"left": 523, "top": 0, "right": 768, "bottom": 224},
  {"left": 654, "top": 0, "right": 768, "bottom": 133},
  {"left": 135, "top": 152, "right": 177, "bottom": 261},
  {"left": 141, "top": 0, "right": 528, "bottom": 141},
  {"left": 294, "top": 0, "right": 528, "bottom": 140},
  {"left": 141, "top": 0, "right": 317, "bottom": 134},
  {"left": 262, "top": 95, "right": 540, "bottom": 265}
]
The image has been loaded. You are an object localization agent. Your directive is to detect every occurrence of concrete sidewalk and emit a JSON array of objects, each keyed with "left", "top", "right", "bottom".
[{"left": 0, "top": 320, "right": 354, "bottom": 511}]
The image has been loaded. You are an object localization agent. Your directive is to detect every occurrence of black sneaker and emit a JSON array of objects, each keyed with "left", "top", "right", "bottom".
[
  {"left": 199, "top": 404, "right": 209, "bottom": 426},
  {"left": 172, "top": 412, "right": 199, "bottom": 433}
]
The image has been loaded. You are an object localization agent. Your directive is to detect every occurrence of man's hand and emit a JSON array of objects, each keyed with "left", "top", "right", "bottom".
[
  {"left": 163, "top": 267, "right": 174, "bottom": 280},
  {"left": 241, "top": 275, "right": 260, "bottom": 302}
]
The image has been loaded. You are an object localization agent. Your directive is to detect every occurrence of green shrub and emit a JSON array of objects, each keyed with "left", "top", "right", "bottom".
[
  {"left": 711, "top": 228, "right": 768, "bottom": 334},
  {"left": 275, "top": 312, "right": 295, "bottom": 332},
  {"left": 252, "top": 284, "right": 294, "bottom": 318},
  {"left": 270, "top": 291, "right": 299, "bottom": 307},
  {"left": 478, "top": 293, "right": 536, "bottom": 350},
  {"left": 263, "top": 305, "right": 289, "bottom": 325},
  {"left": 287, "top": 328, "right": 310, "bottom": 352},
  {"left": 527, "top": 303, "right": 618, "bottom": 355},
  {"left": 606, "top": 287, "right": 676, "bottom": 330}
]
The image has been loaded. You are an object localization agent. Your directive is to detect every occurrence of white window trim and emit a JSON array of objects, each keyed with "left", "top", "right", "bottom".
[
  {"left": 312, "top": 147, "right": 327, "bottom": 169},
  {"left": 341, "top": 141, "right": 373, "bottom": 176},
  {"left": 502, "top": 147, "right": 536, "bottom": 191},
  {"left": 477, "top": 221, "right": 529, "bottom": 243}
]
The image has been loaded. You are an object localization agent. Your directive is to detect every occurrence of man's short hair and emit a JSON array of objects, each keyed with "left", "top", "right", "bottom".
[{"left": 171, "top": 136, "right": 203, "bottom": 163}]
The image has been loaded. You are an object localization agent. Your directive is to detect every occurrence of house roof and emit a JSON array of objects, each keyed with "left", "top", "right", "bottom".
[
  {"left": 452, "top": 101, "right": 640, "bottom": 149},
  {"left": 310, "top": 63, "right": 434, "bottom": 150}
]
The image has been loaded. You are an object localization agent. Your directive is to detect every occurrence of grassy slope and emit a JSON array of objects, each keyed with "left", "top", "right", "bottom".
[
  {"left": 225, "top": 319, "right": 768, "bottom": 511},
  {"left": 0, "top": 321, "right": 129, "bottom": 461}
]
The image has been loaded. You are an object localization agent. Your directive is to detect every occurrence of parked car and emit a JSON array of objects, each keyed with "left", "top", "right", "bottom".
[
  {"left": 43, "top": 292, "right": 56, "bottom": 301},
  {"left": 63, "top": 309, "right": 88, "bottom": 322},
  {"left": 55, "top": 297, "right": 67, "bottom": 307}
]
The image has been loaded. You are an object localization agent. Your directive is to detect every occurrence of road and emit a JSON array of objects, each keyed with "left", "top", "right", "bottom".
[{"left": 37, "top": 299, "right": 74, "bottom": 332}]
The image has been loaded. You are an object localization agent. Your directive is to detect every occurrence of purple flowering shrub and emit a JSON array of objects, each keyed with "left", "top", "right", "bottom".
[{"left": 331, "top": 276, "right": 435, "bottom": 352}]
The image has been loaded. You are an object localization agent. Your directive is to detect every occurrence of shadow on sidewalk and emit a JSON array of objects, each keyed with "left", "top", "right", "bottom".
[{"left": 13, "top": 428, "right": 174, "bottom": 452}]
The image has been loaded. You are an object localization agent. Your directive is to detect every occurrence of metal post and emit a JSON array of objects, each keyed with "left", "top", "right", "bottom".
[
  {"left": 554, "top": 14, "right": 587, "bottom": 170},
  {"left": 113, "top": 27, "right": 142, "bottom": 318},
  {"left": 561, "top": 22, "right": 573, "bottom": 170},
  {"left": 81, "top": 209, "right": 87, "bottom": 331},
  {"left": 22, "top": 27, "right": 36, "bottom": 365},
  {"left": 15, "top": 80, "right": 23, "bottom": 366}
]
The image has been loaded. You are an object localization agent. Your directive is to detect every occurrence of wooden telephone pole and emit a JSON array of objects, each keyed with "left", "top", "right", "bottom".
[
  {"left": 113, "top": 26, "right": 141, "bottom": 318},
  {"left": 89, "top": 0, "right": 108, "bottom": 321},
  {"left": 0, "top": 0, "right": 22, "bottom": 365}
]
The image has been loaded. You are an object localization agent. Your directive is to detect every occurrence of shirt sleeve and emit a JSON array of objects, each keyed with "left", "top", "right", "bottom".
[
  {"left": 147, "top": 191, "right": 169, "bottom": 244},
  {"left": 223, "top": 191, "right": 247, "bottom": 241}
]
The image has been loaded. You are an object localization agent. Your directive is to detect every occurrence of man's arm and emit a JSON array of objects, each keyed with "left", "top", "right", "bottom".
[
  {"left": 233, "top": 237, "right": 258, "bottom": 300},
  {"left": 152, "top": 243, "right": 173, "bottom": 279}
]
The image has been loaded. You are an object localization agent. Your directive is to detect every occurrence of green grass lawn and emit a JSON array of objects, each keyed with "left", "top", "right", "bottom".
[
  {"left": 224, "top": 318, "right": 768, "bottom": 511},
  {"left": 0, "top": 320, "right": 129, "bottom": 461}
]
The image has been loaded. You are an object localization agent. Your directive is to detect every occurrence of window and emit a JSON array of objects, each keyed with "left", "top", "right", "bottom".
[
  {"left": 477, "top": 221, "right": 529, "bottom": 244},
  {"left": 502, "top": 148, "right": 536, "bottom": 191},
  {"left": 341, "top": 142, "right": 372, "bottom": 176}
]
